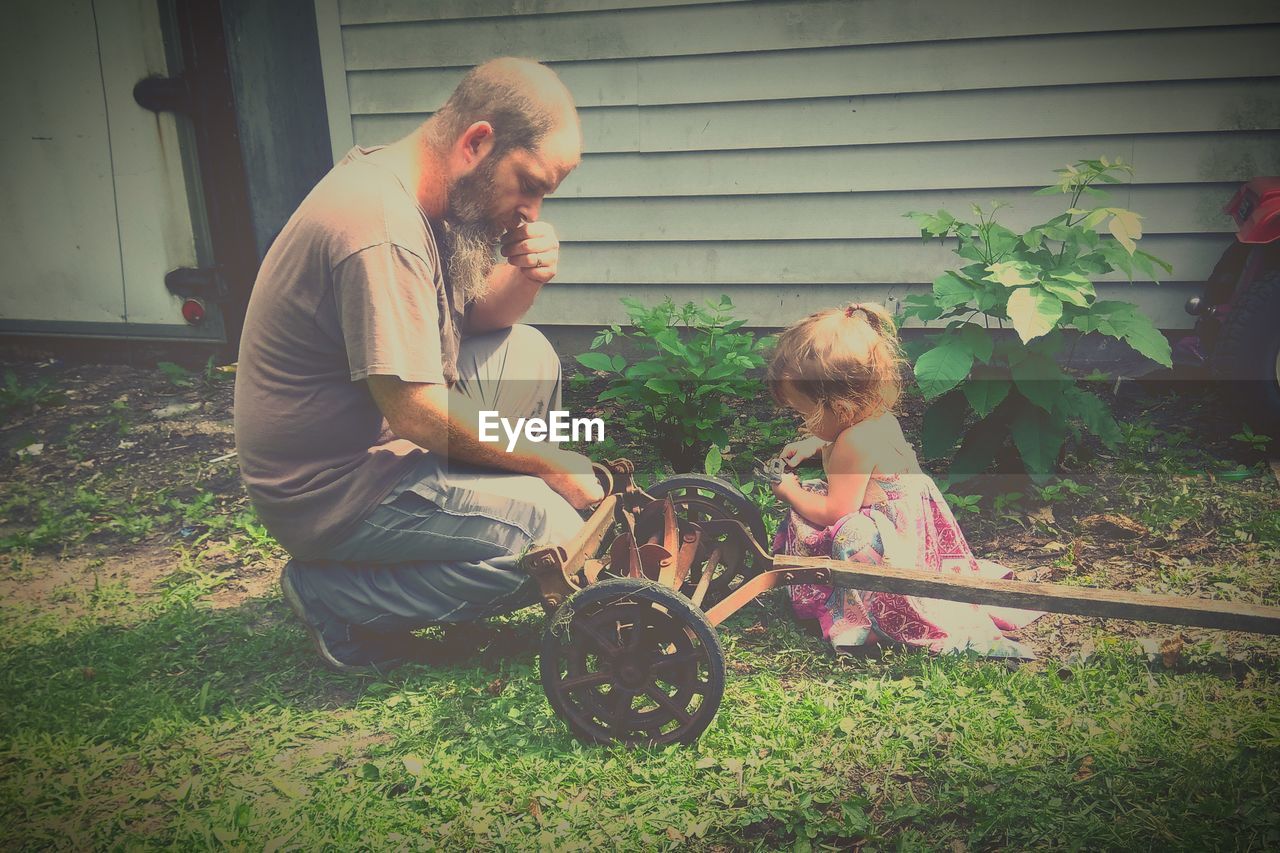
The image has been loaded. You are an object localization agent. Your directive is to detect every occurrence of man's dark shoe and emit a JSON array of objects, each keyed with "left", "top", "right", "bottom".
[{"left": 279, "top": 560, "right": 425, "bottom": 675}]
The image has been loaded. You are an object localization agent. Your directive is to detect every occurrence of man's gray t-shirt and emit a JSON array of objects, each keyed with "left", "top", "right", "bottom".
[{"left": 234, "top": 146, "right": 464, "bottom": 559}]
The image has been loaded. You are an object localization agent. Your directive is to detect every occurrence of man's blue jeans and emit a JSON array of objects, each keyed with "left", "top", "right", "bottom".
[{"left": 284, "top": 324, "right": 586, "bottom": 634}]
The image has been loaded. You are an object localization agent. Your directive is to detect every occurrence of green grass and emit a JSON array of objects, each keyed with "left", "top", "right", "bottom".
[
  {"left": 2, "top": 377, "right": 1279, "bottom": 849},
  {"left": 1, "top": 572, "right": 1279, "bottom": 850}
]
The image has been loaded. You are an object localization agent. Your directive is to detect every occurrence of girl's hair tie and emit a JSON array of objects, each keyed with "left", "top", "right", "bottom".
[{"left": 845, "top": 303, "right": 862, "bottom": 319}]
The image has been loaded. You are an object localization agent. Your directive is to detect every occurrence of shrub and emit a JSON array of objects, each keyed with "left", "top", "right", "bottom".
[
  {"left": 576, "top": 296, "right": 773, "bottom": 472},
  {"left": 901, "top": 158, "right": 1173, "bottom": 484}
]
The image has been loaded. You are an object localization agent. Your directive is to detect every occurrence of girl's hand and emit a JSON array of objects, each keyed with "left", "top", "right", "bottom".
[
  {"left": 779, "top": 435, "right": 828, "bottom": 467},
  {"left": 770, "top": 471, "right": 799, "bottom": 500}
]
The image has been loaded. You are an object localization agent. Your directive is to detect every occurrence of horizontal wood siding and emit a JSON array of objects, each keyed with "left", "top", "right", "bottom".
[{"left": 317, "top": 0, "right": 1280, "bottom": 329}]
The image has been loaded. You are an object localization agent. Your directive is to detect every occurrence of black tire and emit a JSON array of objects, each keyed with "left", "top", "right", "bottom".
[
  {"left": 540, "top": 578, "right": 725, "bottom": 747},
  {"left": 646, "top": 473, "right": 768, "bottom": 547},
  {"left": 1214, "top": 270, "right": 1280, "bottom": 436}
]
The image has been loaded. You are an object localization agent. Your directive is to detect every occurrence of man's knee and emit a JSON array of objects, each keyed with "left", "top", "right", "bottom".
[
  {"left": 519, "top": 476, "right": 584, "bottom": 546},
  {"left": 507, "top": 323, "right": 561, "bottom": 382}
]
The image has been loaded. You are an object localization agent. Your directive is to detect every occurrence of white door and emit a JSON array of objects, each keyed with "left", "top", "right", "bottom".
[{"left": 0, "top": 0, "right": 216, "bottom": 340}]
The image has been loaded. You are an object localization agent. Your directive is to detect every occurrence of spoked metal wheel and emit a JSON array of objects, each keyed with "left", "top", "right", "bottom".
[
  {"left": 643, "top": 475, "right": 770, "bottom": 608},
  {"left": 540, "top": 578, "right": 725, "bottom": 747},
  {"left": 646, "top": 474, "right": 767, "bottom": 545}
]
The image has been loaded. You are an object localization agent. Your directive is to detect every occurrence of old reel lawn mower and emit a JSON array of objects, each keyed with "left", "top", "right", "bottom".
[{"left": 520, "top": 459, "right": 1280, "bottom": 749}]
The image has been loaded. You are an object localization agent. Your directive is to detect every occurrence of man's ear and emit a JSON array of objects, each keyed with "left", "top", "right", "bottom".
[{"left": 457, "top": 121, "right": 496, "bottom": 168}]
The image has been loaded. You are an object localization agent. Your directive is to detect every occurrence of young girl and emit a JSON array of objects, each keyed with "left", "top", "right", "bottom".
[{"left": 766, "top": 302, "right": 1040, "bottom": 657}]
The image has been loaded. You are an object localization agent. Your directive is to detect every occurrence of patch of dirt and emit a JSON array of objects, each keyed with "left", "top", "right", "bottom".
[
  {"left": 205, "top": 554, "right": 286, "bottom": 610},
  {"left": 272, "top": 730, "right": 394, "bottom": 771},
  {"left": 0, "top": 547, "right": 173, "bottom": 617}
]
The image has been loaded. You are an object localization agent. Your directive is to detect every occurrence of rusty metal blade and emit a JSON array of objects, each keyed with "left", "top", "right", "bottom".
[
  {"left": 661, "top": 497, "right": 679, "bottom": 556},
  {"left": 689, "top": 545, "right": 721, "bottom": 609},
  {"left": 636, "top": 542, "right": 672, "bottom": 583},
  {"left": 671, "top": 525, "right": 701, "bottom": 589},
  {"left": 610, "top": 533, "right": 639, "bottom": 579}
]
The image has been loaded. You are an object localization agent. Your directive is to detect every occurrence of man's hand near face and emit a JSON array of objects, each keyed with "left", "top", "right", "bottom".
[
  {"left": 464, "top": 219, "right": 562, "bottom": 334},
  {"left": 501, "top": 219, "right": 560, "bottom": 284}
]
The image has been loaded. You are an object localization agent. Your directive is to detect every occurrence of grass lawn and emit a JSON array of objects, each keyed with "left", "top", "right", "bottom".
[{"left": 1, "top": 357, "right": 1278, "bottom": 850}]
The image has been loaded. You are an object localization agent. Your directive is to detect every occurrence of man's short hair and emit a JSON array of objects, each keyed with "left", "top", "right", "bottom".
[{"left": 431, "top": 57, "right": 573, "bottom": 159}]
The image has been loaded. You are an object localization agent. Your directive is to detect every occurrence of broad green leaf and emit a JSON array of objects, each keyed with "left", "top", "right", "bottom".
[
  {"left": 704, "top": 444, "right": 723, "bottom": 477},
  {"left": 984, "top": 261, "right": 1039, "bottom": 287},
  {"left": 644, "top": 379, "right": 678, "bottom": 395},
  {"left": 921, "top": 390, "right": 969, "bottom": 459},
  {"left": 704, "top": 362, "right": 740, "bottom": 380},
  {"left": 653, "top": 329, "right": 688, "bottom": 358},
  {"left": 1078, "top": 208, "right": 1110, "bottom": 229},
  {"left": 913, "top": 338, "right": 975, "bottom": 400},
  {"left": 957, "top": 324, "right": 994, "bottom": 364},
  {"left": 1061, "top": 386, "right": 1122, "bottom": 449},
  {"left": 985, "top": 224, "right": 1020, "bottom": 259},
  {"left": 932, "top": 272, "right": 977, "bottom": 309},
  {"left": 963, "top": 376, "right": 1011, "bottom": 418},
  {"left": 1136, "top": 249, "right": 1173, "bottom": 275},
  {"left": 1069, "top": 299, "right": 1127, "bottom": 335},
  {"left": 956, "top": 239, "right": 986, "bottom": 262},
  {"left": 1041, "top": 274, "right": 1095, "bottom": 307},
  {"left": 575, "top": 352, "right": 615, "bottom": 373},
  {"left": 1011, "top": 405, "right": 1067, "bottom": 478},
  {"left": 1117, "top": 314, "right": 1172, "bottom": 367},
  {"left": 1006, "top": 286, "right": 1063, "bottom": 343},
  {"left": 1073, "top": 301, "right": 1171, "bottom": 366},
  {"left": 1010, "top": 350, "right": 1070, "bottom": 413},
  {"left": 595, "top": 386, "right": 633, "bottom": 402},
  {"left": 975, "top": 287, "right": 1005, "bottom": 313},
  {"left": 1107, "top": 209, "right": 1143, "bottom": 254}
]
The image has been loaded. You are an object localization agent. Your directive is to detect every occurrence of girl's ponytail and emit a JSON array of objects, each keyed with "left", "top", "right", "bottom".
[{"left": 843, "top": 302, "right": 895, "bottom": 335}]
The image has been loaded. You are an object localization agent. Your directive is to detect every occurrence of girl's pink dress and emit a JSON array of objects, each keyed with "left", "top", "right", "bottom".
[{"left": 774, "top": 474, "right": 1041, "bottom": 658}]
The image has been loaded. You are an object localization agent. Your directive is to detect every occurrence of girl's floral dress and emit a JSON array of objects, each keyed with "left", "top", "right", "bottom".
[{"left": 774, "top": 474, "right": 1041, "bottom": 657}]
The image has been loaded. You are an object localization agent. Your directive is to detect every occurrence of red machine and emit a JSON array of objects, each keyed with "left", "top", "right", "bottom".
[{"left": 1176, "top": 177, "right": 1280, "bottom": 434}]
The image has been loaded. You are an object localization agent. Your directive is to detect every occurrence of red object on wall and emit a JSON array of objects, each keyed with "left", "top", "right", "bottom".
[
  {"left": 1224, "top": 177, "right": 1280, "bottom": 244},
  {"left": 182, "top": 298, "right": 206, "bottom": 325}
]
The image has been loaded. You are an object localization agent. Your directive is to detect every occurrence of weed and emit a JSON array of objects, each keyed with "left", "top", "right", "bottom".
[
  {"left": 1, "top": 369, "right": 63, "bottom": 416},
  {"left": 1033, "top": 478, "right": 1093, "bottom": 504},
  {"left": 943, "top": 492, "right": 982, "bottom": 515},
  {"left": 1232, "top": 424, "right": 1272, "bottom": 454}
]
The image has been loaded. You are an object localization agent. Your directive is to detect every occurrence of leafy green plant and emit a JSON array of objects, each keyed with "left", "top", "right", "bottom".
[
  {"left": 1232, "top": 424, "right": 1272, "bottom": 453},
  {"left": 158, "top": 356, "right": 226, "bottom": 393},
  {"left": 1033, "top": 478, "right": 1093, "bottom": 505},
  {"left": 1, "top": 369, "right": 64, "bottom": 416},
  {"left": 576, "top": 296, "right": 773, "bottom": 472},
  {"left": 158, "top": 361, "right": 195, "bottom": 388},
  {"left": 903, "top": 159, "right": 1173, "bottom": 484},
  {"left": 942, "top": 492, "right": 982, "bottom": 515}
]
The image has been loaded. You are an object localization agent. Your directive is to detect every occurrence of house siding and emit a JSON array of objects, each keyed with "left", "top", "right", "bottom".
[{"left": 316, "top": 0, "right": 1280, "bottom": 328}]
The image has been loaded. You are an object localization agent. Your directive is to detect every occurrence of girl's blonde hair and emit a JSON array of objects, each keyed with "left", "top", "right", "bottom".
[{"left": 767, "top": 302, "right": 905, "bottom": 432}]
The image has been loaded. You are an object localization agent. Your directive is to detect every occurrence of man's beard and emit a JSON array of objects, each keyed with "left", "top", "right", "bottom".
[{"left": 440, "top": 158, "right": 504, "bottom": 306}]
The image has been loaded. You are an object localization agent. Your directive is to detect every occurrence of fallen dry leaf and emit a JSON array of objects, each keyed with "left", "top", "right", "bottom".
[
  {"left": 1081, "top": 513, "right": 1148, "bottom": 539},
  {"left": 1028, "top": 506, "right": 1056, "bottom": 526},
  {"left": 1074, "top": 756, "right": 1094, "bottom": 781}
]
